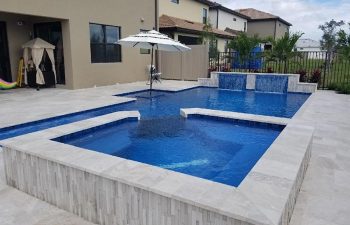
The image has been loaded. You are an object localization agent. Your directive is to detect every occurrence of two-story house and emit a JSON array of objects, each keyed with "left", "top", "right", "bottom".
[
  {"left": 209, "top": 3, "right": 250, "bottom": 51},
  {"left": 0, "top": 0, "right": 157, "bottom": 89},
  {"left": 237, "top": 8, "right": 292, "bottom": 40},
  {"left": 159, "top": 0, "right": 234, "bottom": 52}
]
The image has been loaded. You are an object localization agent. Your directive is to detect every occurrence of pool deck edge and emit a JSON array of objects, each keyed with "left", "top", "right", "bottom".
[{"left": 180, "top": 108, "right": 290, "bottom": 126}]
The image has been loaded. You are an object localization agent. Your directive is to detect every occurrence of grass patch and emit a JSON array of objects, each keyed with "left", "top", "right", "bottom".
[{"left": 327, "top": 82, "right": 350, "bottom": 94}]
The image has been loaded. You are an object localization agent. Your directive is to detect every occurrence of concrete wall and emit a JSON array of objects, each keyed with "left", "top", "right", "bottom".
[
  {"left": 0, "top": 0, "right": 156, "bottom": 89},
  {"left": 208, "top": 9, "right": 218, "bottom": 28},
  {"left": 159, "top": 0, "right": 209, "bottom": 23},
  {"left": 247, "top": 20, "right": 289, "bottom": 40},
  {"left": 217, "top": 37, "right": 228, "bottom": 52},
  {"left": 247, "top": 20, "right": 275, "bottom": 39},
  {"left": 274, "top": 21, "right": 289, "bottom": 40},
  {"left": 217, "top": 10, "right": 247, "bottom": 32},
  {"left": 160, "top": 44, "right": 208, "bottom": 80}
]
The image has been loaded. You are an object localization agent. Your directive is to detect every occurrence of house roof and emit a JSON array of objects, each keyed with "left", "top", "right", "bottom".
[
  {"left": 237, "top": 8, "right": 292, "bottom": 26},
  {"left": 159, "top": 14, "right": 235, "bottom": 38},
  {"left": 209, "top": 3, "right": 250, "bottom": 20},
  {"left": 224, "top": 27, "right": 243, "bottom": 36},
  {"left": 193, "top": 0, "right": 214, "bottom": 6},
  {"left": 296, "top": 39, "right": 321, "bottom": 48}
]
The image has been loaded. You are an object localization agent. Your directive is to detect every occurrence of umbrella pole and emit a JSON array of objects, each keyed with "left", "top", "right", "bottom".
[{"left": 150, "top": 44, "right": 154, "bottom": 96}]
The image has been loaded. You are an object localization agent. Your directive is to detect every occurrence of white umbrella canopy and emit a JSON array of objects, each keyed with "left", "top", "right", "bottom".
[
  {"left": 117, "top": 30, "right": 191, "bottom": 93},
  {"left": 117, "top": 30, "right": 191, "bottom": 52}
]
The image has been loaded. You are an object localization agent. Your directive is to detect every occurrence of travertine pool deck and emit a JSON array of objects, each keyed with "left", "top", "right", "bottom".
[
  {"left": 0, "top": 81, "right": 349, "bottom": 225},
  {"left": 0, "top": 80, "right": 198, "bottom": 129}
]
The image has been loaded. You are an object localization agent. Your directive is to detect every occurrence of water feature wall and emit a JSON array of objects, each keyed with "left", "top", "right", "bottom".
[
  {"left": 198, "top": 72, "right": 318, "bottom": 93},
  {"left": 218, "top": 74, "right": 247, "bottom": 90},
  {"left": 255, "top": 75, "right": 288, "bottom": 93}
]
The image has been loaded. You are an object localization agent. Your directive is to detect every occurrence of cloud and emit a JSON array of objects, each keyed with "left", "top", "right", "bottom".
[{"left": 214, "top": 0, "right": 350, "bottom": 41}]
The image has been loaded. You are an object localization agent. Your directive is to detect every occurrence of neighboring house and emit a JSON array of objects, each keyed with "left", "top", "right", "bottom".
[
  {"left": 237, "top": 8, "right": 292, "bottom": 41},
  {"left": 159, "top": 0, "right": 235, "bottom": 52},
  {"left": 209, "top": 3, "right": 250, "bottom": 51},
  {"left": 296, "top": 39, "right": 322, "bottom": 52},
  {"left": 296, "top": 38, "right": 326, "bottom": 59},
  {"left": 0, "top": 0, "right": 157, "bottom": 89}
]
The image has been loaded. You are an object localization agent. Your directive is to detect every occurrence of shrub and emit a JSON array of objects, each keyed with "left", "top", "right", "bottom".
[
  {"left": 222, "top": 66, "right": 231, "bottom": 72},
  {"left": 267, "top": 67, "right": 274, "bottom": 73},
  {"left": 326, "top": 82, "right": 350, "bottom": 94},
  {"left": 297, "top": 69, "right": 307, "bottom": 82},
  {"left": 310, "top": 69, "right": 321, "bottom": 83},
  {"left": 336, "top": 83, "right": 350, "bottom": 94},
  {"left": 327, "top": 82, "right": 338, "bottom": 90}
]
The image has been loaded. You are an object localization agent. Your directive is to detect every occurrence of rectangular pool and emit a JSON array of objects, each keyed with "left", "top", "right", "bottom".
[
  {"left": 117, "top": 87, "right": 310, "bottom": 119},
  {"left": 56, "top": 116, "right": 284, "bottom": 187},
  {"left": 0, "top": 87, "right": 309, "bottom": 141},
  {"left": 53, "top": 87, "right": 309, "bottom": 186}
]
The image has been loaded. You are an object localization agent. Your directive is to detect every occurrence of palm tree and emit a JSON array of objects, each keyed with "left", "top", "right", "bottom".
[
  {"left": 200, "top": 21, "right": 218, "bottom": 58},
  {"left": 264, "top": 32, "right": 304, "bottom": 73},
  {"left": 228, "top": 33, "right": 261, "bottom": 70}
]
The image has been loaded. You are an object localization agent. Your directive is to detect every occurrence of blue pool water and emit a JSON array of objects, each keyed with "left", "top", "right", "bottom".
[
  {"left": 54, "top": 87, "right": 309, "bottom": 186},
  {"left": 116, "top": 87, "right": 309, "bottom": 119},
  {"left": 0, "top": 87, "right": 309, "bottom": 141},
  {"left": 58, "top": 116, "right": 283, "bottom": 187}
]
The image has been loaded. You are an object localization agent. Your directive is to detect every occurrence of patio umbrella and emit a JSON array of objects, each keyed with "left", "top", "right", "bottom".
[{"left": 117, "top": 30, "right": 191, "bottom": 93}]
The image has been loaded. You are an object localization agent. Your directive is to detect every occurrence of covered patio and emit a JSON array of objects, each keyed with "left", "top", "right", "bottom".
[{"left": 0, "top": 12, "right": 67, "bottom": 86}]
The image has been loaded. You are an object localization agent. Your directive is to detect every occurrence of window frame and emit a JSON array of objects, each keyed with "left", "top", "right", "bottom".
[
  {"left": 202, "top": 8, "right": 208, "bottom": 24},
  {"left": 89, "top": 23, "right": 122, "bottom": 63},
  {"left": 171, "top": 0, "right": 179, "bottom": 4}
]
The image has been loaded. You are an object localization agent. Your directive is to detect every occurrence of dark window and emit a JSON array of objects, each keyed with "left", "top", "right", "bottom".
[
  {"left": 140, "top": 29, "right": 151, "bottom": 54},
  {"left": 202, "top": 8, "right": 208, "bottom": 24},
  {"left": 89, "top": 23, "right": 121, "bottom": 63},
  {"left": 178, "top": 35, "right": 201, "bottom": 45},
  {"left": 244, "top": 22, "right": 247, "bottom": 32},
  {"left": 171, "top": 0, "right": 179, "bottom": 4},
  {"left": 233, "top": 18, "right": 237, "bottom": 21}
]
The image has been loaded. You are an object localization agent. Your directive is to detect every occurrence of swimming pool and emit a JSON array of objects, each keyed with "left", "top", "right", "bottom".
[
  {"left": 53, "top": 87, "right": 310, "bottom": 186},
  {"left": 58, "top": 116, "right": 283, "bottom": 187},
  {"left": 2, "top": 85, "right": 314, "bottom": 225},
  {"left": 117, "top": 87, "right": 310, "bottom": 119},
  {"left": 0, "top": 87, "right": 309, "bottom": 141}
]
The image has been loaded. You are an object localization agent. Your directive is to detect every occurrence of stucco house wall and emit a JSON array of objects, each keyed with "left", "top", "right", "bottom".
[
  {"left": 159, "top": 0, "right": 209, "bottom": 23},
  {"left": 247, "top": 20, "right": 275, "bottom": 39},
  {"left": 0, "top": 0, "right": 156, "bottom": 89},
  {"left": 217, "top": 10, "right": 247, "bottom": 32},
  {"left": 274, "top": 20, "right": 289, "bottom": 39},
  {"left": 247, "top": 20, "right": 289, "bottom": 40}
]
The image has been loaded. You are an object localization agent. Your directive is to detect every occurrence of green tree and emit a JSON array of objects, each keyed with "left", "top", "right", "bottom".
[
  {"left": 337, "top": 23, "right": 350, "bottom": 60},
  {"left": 227, "top": 33, "right": 261, "bottom": 70},
  {"left": 319, "top": 20, "right": 345, "bottom": 70},
  {"left": 264, "top": 32, "right": 304, "bottom": 73},
  {"left": 319, "top": 19, "right": 345, "bottom": 52},
  {"left": 201, "top": 22, "right": 218, "bottom": 58}
]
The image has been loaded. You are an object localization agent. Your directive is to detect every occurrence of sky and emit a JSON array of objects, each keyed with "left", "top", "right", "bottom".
[{"left": 215, "top": 0, "right": 350, "bottom": 41}]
